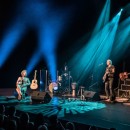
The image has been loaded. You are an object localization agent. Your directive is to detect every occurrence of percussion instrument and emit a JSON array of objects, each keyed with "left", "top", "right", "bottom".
[
  {"left": 49, "top": 82, "right": 58, "bottom": 93},
  {"left": 71, "top": 82, "right": 77, "bottom": 97}
]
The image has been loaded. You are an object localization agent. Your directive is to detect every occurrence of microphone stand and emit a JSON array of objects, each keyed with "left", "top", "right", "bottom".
[{"left": 68, "top": 71, "right": 71, "bottom": 95}]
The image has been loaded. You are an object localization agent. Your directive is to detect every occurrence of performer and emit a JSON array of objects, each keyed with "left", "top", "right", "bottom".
[
  {"left": 103, "top": 59, "right": 115, "bottom": 100},
  {"left": 16, "top": 70, "right": 30, "bottom": 100}
]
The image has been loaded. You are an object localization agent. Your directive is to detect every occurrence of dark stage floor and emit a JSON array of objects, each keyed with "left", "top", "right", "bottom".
[{"left": 0, "top": 89, "right": 130, "bottom": 130}]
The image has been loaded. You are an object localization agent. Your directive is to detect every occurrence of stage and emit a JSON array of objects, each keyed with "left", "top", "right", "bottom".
[{"left": 1, "top": 88, "right": 130, "bottom": 130}]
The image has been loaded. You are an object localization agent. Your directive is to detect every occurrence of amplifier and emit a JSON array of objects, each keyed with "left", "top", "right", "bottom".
[
  {"left": 125, "top": 79, "right": 130, "bottom": 85},
  {"left": 30, "top": 91, "right": 52, "bottom": 103},
  {"left": 121, "top": 84, "right": 130, "bottom": 90}
]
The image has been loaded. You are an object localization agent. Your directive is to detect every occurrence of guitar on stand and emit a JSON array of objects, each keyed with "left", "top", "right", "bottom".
[{"left": 30, "top": 70, "right": 38, "bottom": 89}]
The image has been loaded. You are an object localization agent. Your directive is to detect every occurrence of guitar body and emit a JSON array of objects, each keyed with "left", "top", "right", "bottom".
[
  {"left": 103, "top": 73, "right": 108, "bottom": 83},
  {"left": 30, "top": 79, "right": 38, "bottom": 89}
]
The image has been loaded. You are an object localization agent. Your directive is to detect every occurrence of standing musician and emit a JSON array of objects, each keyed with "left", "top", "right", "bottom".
[
  {"left": 16, "top": 70, "right": 30, "bottom": 100},
  {"left": 103, "top": 59, "right": 115, "bottom": 100}
]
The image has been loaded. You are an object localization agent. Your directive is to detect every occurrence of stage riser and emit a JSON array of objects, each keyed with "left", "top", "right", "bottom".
[
  {"left": 0, "top": 88, "right": 15, "bottom": 96},
  {"left": 0, "top": 88, "right": 31, "bottom": 96}
]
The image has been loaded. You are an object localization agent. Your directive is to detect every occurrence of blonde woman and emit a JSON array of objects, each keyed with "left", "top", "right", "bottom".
[{"left": 16, "top": 70, "right": 30, "bottom": 100}]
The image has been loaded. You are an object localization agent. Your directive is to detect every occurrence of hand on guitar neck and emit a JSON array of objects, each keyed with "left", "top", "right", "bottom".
[{"left": 30, "top": 70, "right": 38, "bottom": 89}]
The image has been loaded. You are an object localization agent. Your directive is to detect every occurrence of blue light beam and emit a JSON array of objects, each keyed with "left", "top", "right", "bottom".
[
  {"left": 111, "top": 17, "right": 130, "bottom": 62},
  {"left": 39, "top": 9, "right": 72, "bottom": 82},
  {"left": 68, "top": 9, "right": 122, "bottom": 83},
  {"left": 0, "top": 23, "right": 25, "bottom": 67},
  {"left": 91, "top": 0, "right": 110, "bottom": 37},
  {"left": 26, "top": 51, "right": 41, "bottom": 75}
]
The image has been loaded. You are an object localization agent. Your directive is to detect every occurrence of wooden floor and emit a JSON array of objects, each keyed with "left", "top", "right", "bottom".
[{"left": 1, "top": 88, "right": 130, "bottom": 130}]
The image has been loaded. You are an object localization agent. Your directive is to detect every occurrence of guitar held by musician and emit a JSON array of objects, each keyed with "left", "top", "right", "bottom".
[
  {"left": 30, "top": 70, "right": 38, "bottom": 89},
  {"left": 103, "top": 71, "right": 109, "bottom": 83}
]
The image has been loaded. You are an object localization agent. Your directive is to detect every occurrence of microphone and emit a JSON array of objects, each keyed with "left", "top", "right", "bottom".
[{"left": 98, "top": 63, "right": 104, "bottom": 66}]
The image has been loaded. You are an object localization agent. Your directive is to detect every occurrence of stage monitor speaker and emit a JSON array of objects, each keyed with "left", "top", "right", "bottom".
[
  {"left": 83, "top": 91, "right": 100, "bottom": 101},
  {"left": 30, "top": 91, "right": 52, "bottom": 103}
]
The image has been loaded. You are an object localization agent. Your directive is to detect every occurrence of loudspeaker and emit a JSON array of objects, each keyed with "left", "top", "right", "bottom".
[
  {"left": 125, "top": 79, "right": 130, "bottom": 85},
  {"left": 30, "top": 91, "right": 52, "bottom": 103},
  {"left": 83, "top": 91, "right": 100, "bottom": 101}
]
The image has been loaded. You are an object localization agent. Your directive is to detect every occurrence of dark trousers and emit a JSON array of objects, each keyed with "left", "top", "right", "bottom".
[{"left": 105, "top": 78, "right": 114, "bottom": 98}]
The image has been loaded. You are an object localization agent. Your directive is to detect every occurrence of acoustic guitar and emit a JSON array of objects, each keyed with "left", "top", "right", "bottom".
[
  {"left": 30, "top": 70, "right": 38, "bottom": 89},
  {"left": 103, "top": 73, "right": 108, "bottom": 83}
]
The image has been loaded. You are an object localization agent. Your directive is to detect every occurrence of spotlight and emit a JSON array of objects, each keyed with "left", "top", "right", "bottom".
[
  {"left": 117, "top": 8, "right": 123, "bottom": 16},
  {"left": 120, "top": 8, "right": 123, "bottom": 12}
]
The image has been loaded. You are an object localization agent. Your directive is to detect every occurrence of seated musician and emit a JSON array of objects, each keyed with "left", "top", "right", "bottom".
[{"left": 16, "top": 70, "right": 30, "bottom": 100}]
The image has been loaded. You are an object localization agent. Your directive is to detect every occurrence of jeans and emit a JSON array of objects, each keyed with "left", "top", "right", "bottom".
[{"left": 105, "top": 78, "right": 114, "bottom": 98}]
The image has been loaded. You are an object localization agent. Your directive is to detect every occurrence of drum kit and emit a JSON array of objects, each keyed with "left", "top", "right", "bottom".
[
  {"left": 48, "top": 72, "right": 73, "bottom": 95},
  {"left": 47, "top": 64, "right": 77, "bottom": 95}
]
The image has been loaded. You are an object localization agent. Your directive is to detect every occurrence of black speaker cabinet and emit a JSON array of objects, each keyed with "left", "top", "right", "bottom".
[
  {"left": 83, "top": 91, "right": 100, "bottom": 101},
  {"left": 30, "top": 91, "right": 52, "bottom": 103},
  {"left": 125, "top": 79, "right": 130, "bottom": 85}
]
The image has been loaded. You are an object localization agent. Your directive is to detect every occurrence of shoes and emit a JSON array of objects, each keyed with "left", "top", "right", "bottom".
[{"left": 105, "top": 96, "right": 109, "bottom": 100}]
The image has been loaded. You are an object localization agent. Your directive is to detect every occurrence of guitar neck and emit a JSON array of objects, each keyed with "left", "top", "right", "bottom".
[
  {"left": 34, "top": 75, "right": 36, "bottom": 80},
  {"left": 34, "top": 71, "right": 37, "bottom": 80}
]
